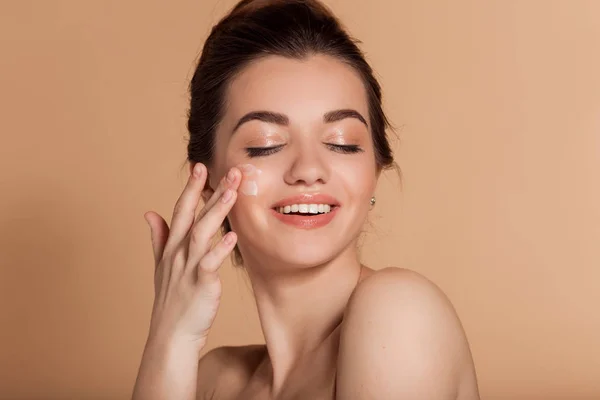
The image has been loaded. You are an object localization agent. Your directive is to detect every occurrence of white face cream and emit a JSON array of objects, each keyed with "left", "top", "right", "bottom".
[
  {"left": 240, "top": 180, "right": 258, "bottom": 196},
  {"left": 238, "top": 163, "right": 262, "bottom": 196}
]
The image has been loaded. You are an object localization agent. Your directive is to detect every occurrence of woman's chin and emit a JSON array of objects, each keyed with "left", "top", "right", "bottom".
[
  {"left": 261, "top": 243, "right": 345, "bottom": 270},
  {"left": 233, "top": 214, "right": 357, "bottom": 269}
]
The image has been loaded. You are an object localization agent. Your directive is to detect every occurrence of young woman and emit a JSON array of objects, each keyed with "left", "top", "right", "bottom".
[{"left": 133, "top": 0, "right": 480, "bottom": 399}]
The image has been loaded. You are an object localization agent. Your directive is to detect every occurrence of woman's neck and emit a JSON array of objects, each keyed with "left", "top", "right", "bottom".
[{"left": 243, "top": 247, "right": 366, "bottom": 394}]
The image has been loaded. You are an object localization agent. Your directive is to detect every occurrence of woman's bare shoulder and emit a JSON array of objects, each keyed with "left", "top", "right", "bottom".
[
  {"left": 337, "top": 266, "right": 480, "bottom": 399},
  {"left": 196, "top": 344, "right": 266, "bottom": 400}
]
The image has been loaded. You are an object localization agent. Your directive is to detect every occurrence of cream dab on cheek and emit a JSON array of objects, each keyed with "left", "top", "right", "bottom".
[
  {"left": 241, "top": 180, "right": 258, "bottom": 196},
  {"left": 238, "top": 163, "right": 262, "bottom": 197}
]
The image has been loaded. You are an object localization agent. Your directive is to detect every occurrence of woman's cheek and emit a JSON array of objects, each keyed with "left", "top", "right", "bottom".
[
  {"left": 236, "top": 163, "right": 261, "bottom": 196},
  {"left": 229, "top": 163, "right": 270, "bottom": 230}
]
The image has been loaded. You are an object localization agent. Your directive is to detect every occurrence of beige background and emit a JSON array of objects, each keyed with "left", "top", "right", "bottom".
[{"left": 1, "top": 0, "right": 599, "bottom": 399}]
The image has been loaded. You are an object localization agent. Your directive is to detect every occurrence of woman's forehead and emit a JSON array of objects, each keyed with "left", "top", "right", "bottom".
[{"left": 224, "top": 54, "right": 369, "bottom": 122}]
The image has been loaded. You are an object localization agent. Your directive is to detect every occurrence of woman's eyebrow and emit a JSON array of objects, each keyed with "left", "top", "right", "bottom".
[
  {"left": 323, "top": 109, "right": 368, "bottom": 128},
  {"left": 233, "top": 111, "right": 289, "bottom": 133},
  {"left": 232, "top": 108, "right": 368, "bottom": 134}
]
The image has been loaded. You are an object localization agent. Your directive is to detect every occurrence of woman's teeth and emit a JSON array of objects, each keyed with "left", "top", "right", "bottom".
[{"left": 276, "top": 204, "right": 333, "bottom": 214}]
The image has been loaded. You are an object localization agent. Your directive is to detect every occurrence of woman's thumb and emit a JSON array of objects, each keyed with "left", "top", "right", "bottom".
[
  {"left": 144, "top": 212, "right": 158, "bottom": 263},
  {"left": 144, "top": 213, "right": 153, "bottom": 235},
  {"left": 144, "top": 211, "right": 168, "bottom": 266}
]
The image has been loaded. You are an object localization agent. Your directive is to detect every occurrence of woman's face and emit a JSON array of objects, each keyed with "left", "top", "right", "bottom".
[{"left": 210, "top": 54, "right": 379, "bottom": 267}]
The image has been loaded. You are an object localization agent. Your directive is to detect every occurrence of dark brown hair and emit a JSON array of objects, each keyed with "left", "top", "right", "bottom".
[{"left": 186, "top": 0, "right": 397, "bottom": 265}]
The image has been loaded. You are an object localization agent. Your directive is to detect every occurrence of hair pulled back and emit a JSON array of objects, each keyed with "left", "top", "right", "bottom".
[{"left": 187, "top": 0, "right": 396, "bottom": 265}]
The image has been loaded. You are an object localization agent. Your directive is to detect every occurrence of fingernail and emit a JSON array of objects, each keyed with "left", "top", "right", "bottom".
[
  {"left": 239, "top": 164, "right": 255, "bottom": 175},
  {"left": 221, "top": 189, "right": 233, "bottom": 203},
  {"left": 223, "top": 232, "right": 235, "bottom": 245},
  {"left": 227, "top": 169, "right": 235, "bottom": 183},
  {"left": 193, "top": 163, "right": 203, "bottom": 178}
]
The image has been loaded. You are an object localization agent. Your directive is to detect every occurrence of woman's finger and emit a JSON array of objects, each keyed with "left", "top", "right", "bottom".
[
  {"left": 183, "top": 167, "right": 241, "bottom": 266},
  {"left": 186, "top": 187, "right": 238, "bottom": 271},
  {"left": 163, "top": 163, "right": 207, "bottom": 255},
  {"left": 195, "top": 167, "right": 241, "bottom": 224},
  {"left": 144, "top": 211, "right": 169, "bottom": 268},
  {"left": 195, "top": 232, "right": 238, "bottom": 286}
]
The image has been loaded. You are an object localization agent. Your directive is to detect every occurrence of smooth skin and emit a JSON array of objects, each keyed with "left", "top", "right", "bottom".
[{"left": 133, "top": 54, "right": 480, "bottom": 400}]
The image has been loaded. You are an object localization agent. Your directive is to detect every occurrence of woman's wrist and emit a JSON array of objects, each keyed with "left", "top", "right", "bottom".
[
  {"left": 133, "top": 335, "right": 205, "bottom": 400},
  {"left": 145, "top": 329, "right": 208, "bottom": 355},
  {"left": 146, "top": 324, "right": 207, "bottom": 354}
]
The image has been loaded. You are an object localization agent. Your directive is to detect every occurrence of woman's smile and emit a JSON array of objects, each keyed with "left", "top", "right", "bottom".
[{"left": 270, "top": 192, "right": 341, "bottom": 229}]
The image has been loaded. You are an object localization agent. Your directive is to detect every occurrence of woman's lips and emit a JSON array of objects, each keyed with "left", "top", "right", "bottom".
[
  {"left": 270, "top": 206, "right": 339, "bottom": 229},
  {"left": 271, "top": 193, "right": 340, "bottom": 208}
]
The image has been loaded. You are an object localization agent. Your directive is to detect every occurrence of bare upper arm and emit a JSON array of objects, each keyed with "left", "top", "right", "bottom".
[
  {"left": 196, "top": 345, "right": 265, "bottom": 400},
  {"left": 336, "top": 267, "right": 480, "bottom": 400}
]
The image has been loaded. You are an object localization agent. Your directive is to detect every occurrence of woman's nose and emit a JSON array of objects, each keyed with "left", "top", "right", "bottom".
[{"left": 283, "top": 145, "right": 329, "bottom": 187}]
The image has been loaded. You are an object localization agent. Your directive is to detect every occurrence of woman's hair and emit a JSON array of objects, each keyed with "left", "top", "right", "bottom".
[{"left": 186, "top": 0, "right": 397, "bottom": 265}]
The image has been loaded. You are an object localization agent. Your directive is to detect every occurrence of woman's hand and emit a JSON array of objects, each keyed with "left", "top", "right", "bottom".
[
  {"left": 143, "top": 163, "right": 241, "bottom": 349},
  {"left": 132, "top": 163, "right": 241, "bottom": 400}
]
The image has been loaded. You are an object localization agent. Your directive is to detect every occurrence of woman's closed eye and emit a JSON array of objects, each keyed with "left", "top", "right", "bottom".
[
  {"left": 326, "top": 143, "right": 364, "bottom": 154},
  {"left": 245, "top": 144, "right": 285, "bottom": 157},
  {"left": 244, "top": 143, "right": 364, "bottom": 158}
]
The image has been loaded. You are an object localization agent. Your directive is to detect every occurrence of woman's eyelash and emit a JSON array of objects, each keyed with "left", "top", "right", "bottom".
[
  {"left": 245, "top": 145, "right": 285, "bottom": 158},
  {"left": 244, "top": 144, "right": 363, "bottom": 157},
  {"left": 326, "top": 144, "right": 364, "bottom": 154}
]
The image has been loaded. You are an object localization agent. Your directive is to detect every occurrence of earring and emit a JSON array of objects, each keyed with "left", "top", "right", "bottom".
[{"left": 370, "top": 196, "right": 376, "bottom": 207}]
